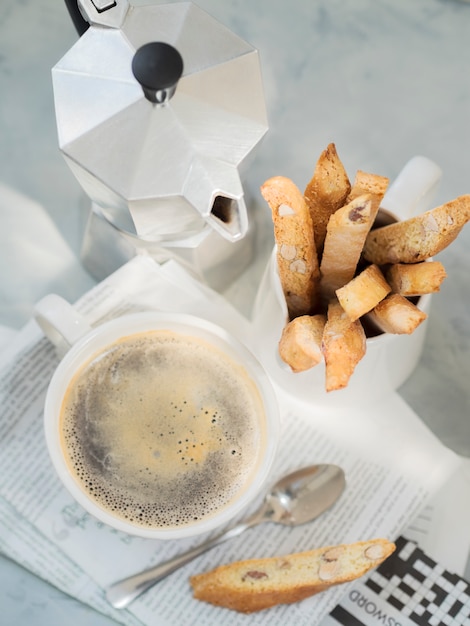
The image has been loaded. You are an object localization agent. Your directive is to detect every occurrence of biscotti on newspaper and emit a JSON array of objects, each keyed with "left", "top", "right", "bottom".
[{"left": 190, "top": 538, "right": 395, "bottom": 613}]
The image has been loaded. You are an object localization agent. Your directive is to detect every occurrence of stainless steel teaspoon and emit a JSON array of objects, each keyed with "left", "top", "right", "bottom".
[{"left": 106, "top": 463, "right": 346, "bottom": 609}]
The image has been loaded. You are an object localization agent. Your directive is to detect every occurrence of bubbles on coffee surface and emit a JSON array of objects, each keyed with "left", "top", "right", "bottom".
[{"left": 60, "top": 330, "right": 265, "bottom": 529}]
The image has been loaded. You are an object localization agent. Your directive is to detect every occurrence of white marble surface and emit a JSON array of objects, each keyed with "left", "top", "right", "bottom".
[{"left": 1, "top": 0, "right": 470, "bottom": 623}]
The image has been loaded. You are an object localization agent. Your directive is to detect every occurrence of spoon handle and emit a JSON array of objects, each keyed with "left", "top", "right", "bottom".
[{"left": 105, "top": 520, "right": 255, "bottom": 609}]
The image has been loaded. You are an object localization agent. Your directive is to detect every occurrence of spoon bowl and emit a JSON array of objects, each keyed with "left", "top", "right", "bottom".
[
  {"left": 106, "top": 463, "right": 346, "bottom": 609},
  {"left": 262, "top": 464, "right": 347, "bottom": 526}
]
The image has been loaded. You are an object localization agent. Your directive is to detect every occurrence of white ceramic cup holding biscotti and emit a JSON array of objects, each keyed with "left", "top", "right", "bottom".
[
  {"left": 252, "top": 156, "right": 442, "bottom": 408},
  {"left": 34, "top": 296, "right": 280, "bottom": 539}
]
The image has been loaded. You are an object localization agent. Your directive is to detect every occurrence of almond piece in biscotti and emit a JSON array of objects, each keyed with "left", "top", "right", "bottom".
[
  {"left": 363, "top": 195, "right": 470, "bottom": 264},
  {"left": 318, "top": 557, "right": 341, "bottom": 581},
  {"left": 318, "top": 546, "right": 345, "bottom": 580},
  {"left": 261, "top": 176, "right": 320, "bottom": 319},
  {"left": 364, "top": 543, "right": 386, "bottom": 561},
  {"left": 304, "top": 143, "right": 351, "bottom": 253}
]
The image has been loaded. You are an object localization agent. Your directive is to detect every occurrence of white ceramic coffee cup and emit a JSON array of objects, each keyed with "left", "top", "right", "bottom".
[
  {"left": 35, "top": 296, "right": 280, "bottom": 539},
  {"left": 252, "top": 156, "right": 442, "bottom": 408}
]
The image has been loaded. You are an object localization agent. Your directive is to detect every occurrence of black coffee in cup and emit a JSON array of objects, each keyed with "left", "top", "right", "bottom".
[{"left": 60, "top": 330, "right": 267, "bottom": 530}]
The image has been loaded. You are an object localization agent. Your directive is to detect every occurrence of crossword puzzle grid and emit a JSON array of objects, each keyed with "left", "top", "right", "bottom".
[{"left": 364, "top": 536, "right": 470, "bottom": 626}]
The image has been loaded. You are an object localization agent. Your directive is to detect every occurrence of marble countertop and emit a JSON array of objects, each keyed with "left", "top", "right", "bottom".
[{"left": 1, "top": 0, "right": 470, "bottom": 623}]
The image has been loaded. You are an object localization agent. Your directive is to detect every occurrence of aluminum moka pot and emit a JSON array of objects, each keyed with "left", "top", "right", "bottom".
[{"left": 54, "top": 0, "right": 268, "bottom": 285}]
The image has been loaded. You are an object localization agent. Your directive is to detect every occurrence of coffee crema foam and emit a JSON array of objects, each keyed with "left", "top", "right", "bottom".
[{"left": 60, "top": 330, "right": 266, "bottom": 529}]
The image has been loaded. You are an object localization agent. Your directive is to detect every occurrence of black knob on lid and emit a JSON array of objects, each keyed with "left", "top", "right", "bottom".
[{"left": 132, "top": 42, "right": 184, "bottom": 104}]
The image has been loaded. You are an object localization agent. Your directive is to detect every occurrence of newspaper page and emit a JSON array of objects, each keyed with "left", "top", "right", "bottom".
[
  {"left": 0, "top": 256, "right": 462, "bottom": 626},
  {"left": 0, "top": 495, "right": 143, "bottom": 626},
  {"left": 404, "top": 458, "right": 470, "bottom": 576}
]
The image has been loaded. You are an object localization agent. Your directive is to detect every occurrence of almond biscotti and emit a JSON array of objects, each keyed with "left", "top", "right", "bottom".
[
  {"left": 347, "top": 169, "right": 389, "bottom": 223},
  {"left": 261, "top": 175, "right": 320, "bottom": 319},
  {"left": 319, "top": 194, "right": 373, "bottom": 298},
  {"left": 190, "top": 538, "right": 395, "bottom": 613},
  {"left": 336, "top": 264, "right": 391, "bottom": 322},
  {"left": 304, "top": 143, "right": 351, "bottom": 253},
  {"left": 363, "top": 195, "right": 470, "bottom": 264},
  {"left": 278, "top": 314, "right": 326, "bottom": 372},
  {"left": 322, "top": 301, "right": 367, "bottom": 392},
  {"left": 386, "top": 261, "right": 447, "bottom": 296},
  {"left": 366, "top": 293, "right": 427, "bottom": 335}
]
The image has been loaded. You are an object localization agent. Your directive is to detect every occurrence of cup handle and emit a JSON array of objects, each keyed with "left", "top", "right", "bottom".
[
  {"left": 34, "top": 294, "right": 92, "bottom": 357},
  {"left": 381, "top": 155, "right": 442, "bottom": 221}
]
